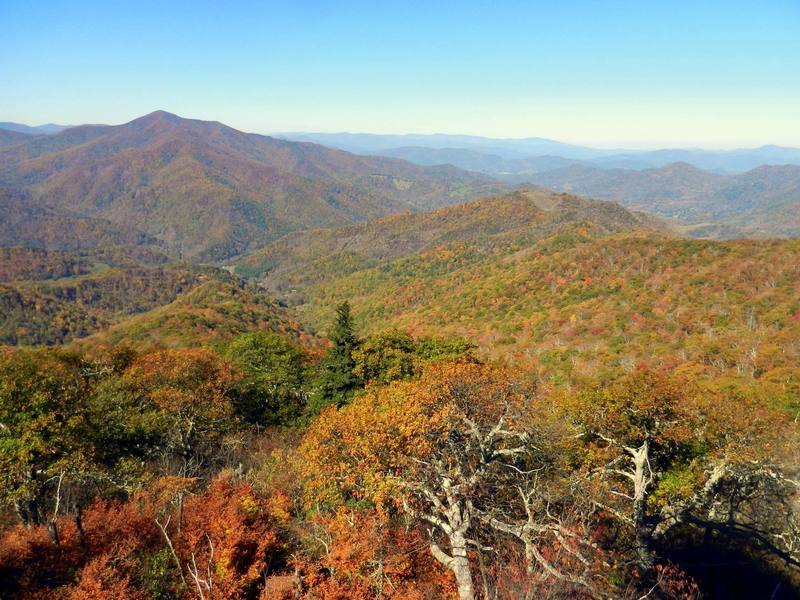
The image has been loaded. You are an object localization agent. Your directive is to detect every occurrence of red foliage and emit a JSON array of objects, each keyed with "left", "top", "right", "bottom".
[
  {"left": 0, "top": 472, "right": 289, "bottom": 599},
  {"left": 178, "top": 472, "right": 287, "bottom": 599},
  {"left": 298, "top": 510, "right": 455, "bottom": 600},
  {"left": 654, "top": 563, "right": 701, "bottom": 600}
]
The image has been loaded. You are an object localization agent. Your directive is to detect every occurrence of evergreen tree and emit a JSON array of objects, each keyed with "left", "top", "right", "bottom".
[{"left": 310, "top": 301, "right": 362, "bottom": 413}]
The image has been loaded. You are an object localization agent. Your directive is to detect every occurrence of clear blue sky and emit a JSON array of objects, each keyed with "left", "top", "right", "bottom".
[{"left": 1, "top": 0, "right": 798, "bottom": 148}]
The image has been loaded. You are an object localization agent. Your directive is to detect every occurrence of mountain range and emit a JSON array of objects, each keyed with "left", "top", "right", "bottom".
[
  {"left": 0, "top": 122, "right": 70, "bottom": 135},
  {"left": 1, "top": 110, "right": 799, "bottom": 266},
  {"left": 236, "top": 189, "right": 665, "bottom": 288},
  {"left": 279, "top": 131, "right": 800, "bottom": 174},
  {"left": 6, "top": 120, "right": 799, "bottom": 174},
  {"left": 228, "top": 189, "right": 799, "bottom": 379},
  {"left": 0, "top": 112, "right": 798, "bottom": 383},
  {"left": 0, "top": 112, "right": 503, "bottom": 260},
  {"left": 523, "top": 162, "right": 800, "bottom": 226},
  {"left": 0, "top": 187, "right": 670, "bottom": 349},
  {"left": 277, "top": 133, "right": 800, "bottom": 237}
]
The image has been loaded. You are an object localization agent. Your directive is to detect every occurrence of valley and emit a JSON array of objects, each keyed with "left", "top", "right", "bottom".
[
  {"left": 0, "top": 113, "right": 799, "bottom": 600},
  {"left": 4, "top": 4, "right": 800, "bottom": 597}
]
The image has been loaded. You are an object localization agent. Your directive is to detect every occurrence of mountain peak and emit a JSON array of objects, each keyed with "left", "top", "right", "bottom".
[
  {"left": 145, "top": 109, "right": 182, "bottom": 120},
  {"left": 659, "top": 161, "right": 699, "bottom": 170},
  {"left": 651, "top": 161, "right": 711, "bottom": 176},
  {"left": 128, "top": 110, "right": 185, "bottom": 127}
]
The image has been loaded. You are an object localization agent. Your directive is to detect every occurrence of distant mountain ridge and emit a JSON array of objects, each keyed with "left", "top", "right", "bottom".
[
  {"left": 0, "top": 111, "right": 504, "bottom": 260},
  {"left": 7, "top": 120, "right": 800, "bottom": 172},
  {"left": 364, "top": 147, "right": 585, "bottom": 177},
  {"left": 278, "top": 132, "right": 607, "bottom": 160},
  {"left": 278, "top": 131, "right": 800, "bottom": 174},
  {"left": 276, "top": 134, "right": 800, "bottom": 237},
  {"left": 4, "top": 113, "right": 798, "bottom": 244},
  {"left": 524, "top": 162, "right": 800, "bottom": 225},
  {"left": 0, "top": 122, "right": 71, "bottom": 135}
]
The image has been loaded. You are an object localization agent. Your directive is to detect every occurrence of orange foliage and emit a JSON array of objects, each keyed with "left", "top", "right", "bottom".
[
  {"left": 299, "top": 362, "right": 521, "bottom": 510},
  {"left": 0, "top": 472, "right": 289, "bottom": 600},
  {"left": 178, "top": 472, "right": 287, "bottom": 599},
  {"left": 299, "top": 510, "right": 455, "bottom": 599},
  {"left": 123, "top": 347, "right": 236, "bottom": 416}
]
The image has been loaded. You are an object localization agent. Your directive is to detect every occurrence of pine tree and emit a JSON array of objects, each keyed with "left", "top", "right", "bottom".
[{"left": 310, "top": 301, "right": 362, "bottom": 413}]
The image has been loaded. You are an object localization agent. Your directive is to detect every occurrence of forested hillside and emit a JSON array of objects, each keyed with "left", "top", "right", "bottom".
[
  {"left": 0, "top": 111, "right": 504, "bottom": 260},
  {"left": 1, "top": 149, "right": 799, "bottom": 600},
  {"left": 683, "top": 198, "right": 800, "bottom": 239},
  {"left": 76, "top": 278, "right": 312, "bottom": 352},
  {"left": 237, "top": 190, "right": 665, "bottom": 286},
  {"left": 0, "top": 265, "right": 214, "bottom": 345},
  {"left": 282, "top": 233, "right": 800, "bottom": 384},
  {"left": 1, "top": 302, "right": 797, "bottom": 599},
  {"left": 0, "top": 247, "right": 93, "bottom": 282},
  {"left": 524, "top": 162, "right": 800, "bottom": 232},
  {"left": 0, "top": 189, "right": 165, "bottom": 252}
]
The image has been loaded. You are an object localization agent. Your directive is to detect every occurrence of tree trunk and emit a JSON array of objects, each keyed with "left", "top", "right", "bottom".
[
  {"left": 75, "top": 509, "right": 86, "bottom": 548},
  {"left": 48, "top": 519, "right": 60, "bottom": 546},
  {"left": 292, "top": 561, "right": 303, "bottom": 600},
  {"left": 14, "top": 499, "right": 34, "bottom": 527},
  {"left": 450, "top": 532, "right": 476, "bottom": 600},
  {"left": 633, "top": 499, "right": 654, "bottom": 569},
  {"left": 631, "top": 441, "right": 655, "bottom": 570},
  {"left": 430, "top": 533, "right": 476, "bottom": 600},
  {"left": 523, "top": 544, "right": 537, "bottom": 600}
]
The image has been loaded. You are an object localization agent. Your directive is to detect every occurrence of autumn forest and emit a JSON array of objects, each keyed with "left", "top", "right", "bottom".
[{"left": 0, "top": 108, "right": 799, "bottom": 600}]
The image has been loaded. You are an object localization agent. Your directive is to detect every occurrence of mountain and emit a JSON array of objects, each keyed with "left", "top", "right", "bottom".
[
  {"left": 0, "top": 245, "right": 172, "bottom": 284},
  {"left": 277, "top": 132, "right": 609, "bottom": 160},
  {"left": 235, "top": 189, "right": 667, "bottom": 302},
  {"left": 365, "top": 147, "right": 586, "bottom": 178},
  {"left": 0, "top": 111, "right": 504, "bottom": 261},
  {"left": 319, "top": 236, "right": 800, "bottom": 376},
  {"left": 0, "top": 122, "right": 71, "bottom": 135},
  {"left": 683, "top": 199, "right": 800, "bottom": 239},
  {"left": 593, "top": 145, "right": 800, "bottom": 173},
  {"left": 278, "top": 132, "right": 800, "bottom": 173},
  {"left": 0, "top": 264, "right": 215, "bottom": 345},
  {"left": 234, "top": 194, "right": 799, "bottom": 379},
  {"left": 0, "top": 255, "right": 307, "bottom": 348},
  {"left": 524, "top": 162, "right": 800, "bottom": 227},
  {"left": 0, "top": 189, "right": 165, "bottom": 252},
  {"left": 0, "top": 129, "right": 35, "bottom": 147}
]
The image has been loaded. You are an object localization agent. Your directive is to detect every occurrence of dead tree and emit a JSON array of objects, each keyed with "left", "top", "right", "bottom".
[
  {"left": 485, "top": 476, "right": 603, "bottom": 599},
  {"left": 397, "top": 377, "right": 533, "bottom": 600}
]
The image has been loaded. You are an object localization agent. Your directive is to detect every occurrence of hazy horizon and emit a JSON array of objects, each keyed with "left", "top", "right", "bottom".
[
  {"left": 3, "top": 1, "right": 799, "bottom": 148},
  {"left": 3, "top": 109, "right": 799, "bottom": 153}
]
